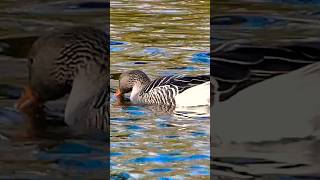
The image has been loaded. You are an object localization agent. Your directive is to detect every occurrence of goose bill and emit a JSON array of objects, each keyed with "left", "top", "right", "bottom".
[
  {"left": 15, "top": 86, "right": 40, "bottom": 111},
  {"left": 115, "top": 88, "right": 122, "bottom": 97}
]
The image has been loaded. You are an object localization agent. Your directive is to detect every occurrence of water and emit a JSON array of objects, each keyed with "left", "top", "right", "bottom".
[
  {"left": 2, "top": 0, "right": 317, "bottom": 179},
  {"left": 110, "top": 0, "right": 210, "bottom": 179},
  {"left": 213, "top": 0, "right": 320, "bottom": 179},
  {"left": 0, "top": 1, "right": 108, "bottom": 178}
]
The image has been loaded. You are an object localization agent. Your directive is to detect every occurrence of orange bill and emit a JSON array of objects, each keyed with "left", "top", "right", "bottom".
[
  {"left": 115, "top": 88, "right": 122, "bottom": 97},
  {"left": 15, "top": 86, "right": 40, "bottom": 111}
]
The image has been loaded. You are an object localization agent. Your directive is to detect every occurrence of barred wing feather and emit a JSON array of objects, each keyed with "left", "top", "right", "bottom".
[{"left": 142, "top": 75, "right": 210, "bottom": 94}]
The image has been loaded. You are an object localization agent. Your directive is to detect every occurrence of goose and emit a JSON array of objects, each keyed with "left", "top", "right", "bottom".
[
  {"left": 212, "top": 41, "right": 320, "bottom": 144},
  {"left": 15, "top": 27, "right": 109, "bottom": 132},
  {"left": 115, "top": 70, "right": 210, "bottom": 107}
]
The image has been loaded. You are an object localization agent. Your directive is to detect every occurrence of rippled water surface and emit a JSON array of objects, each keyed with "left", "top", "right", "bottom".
[
  {"left": 213, "top": 0, "right": 320, "bottom": 179},
  {"left": 3, "top": 0, "right": 317, "bottom": 179},
  {"left": 110, "top": 0, "right": 210, "bottom": 179},
  {"left": 0, "top": 0, "right": 108, "bottom": 178}
]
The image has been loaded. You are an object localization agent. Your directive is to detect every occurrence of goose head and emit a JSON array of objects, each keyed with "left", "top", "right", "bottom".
[
  {"left": 16, "top": 27, "right": 109, "bottom": 131},
  {"left": 115, "top": 70, "right": 151, "bottom": 100}
]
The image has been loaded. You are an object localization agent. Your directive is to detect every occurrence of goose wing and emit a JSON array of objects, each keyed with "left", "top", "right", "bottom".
[
  {"left": 142, "top": 75, "right": 210, "bottom": 94},
  {"left": 212, "top": 41, "right": 320, "bottom": 101}
]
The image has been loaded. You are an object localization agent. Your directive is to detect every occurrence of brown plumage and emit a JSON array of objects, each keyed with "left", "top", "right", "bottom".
[{"left": 16, "top": 27, "right": 109, "bottom": 132}]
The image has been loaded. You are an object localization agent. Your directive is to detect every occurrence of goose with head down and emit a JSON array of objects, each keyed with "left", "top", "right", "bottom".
[
  {"left": 211, "top": 41, "right": 320, "bottom": 143},
  {"left": 16, "top": 27, "right": 109, "bottom": 132},
  {"left": 115, "top": 70, "right": 210, "bottom": 107}
]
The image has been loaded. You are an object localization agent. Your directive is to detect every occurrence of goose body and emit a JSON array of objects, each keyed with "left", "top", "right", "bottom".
[
  {"left": 116, "top": 70, "right": 210, "bottom": 107},
  {"left": 175, "top": 81, "right": 210, "bottom": 106},
  {"left": 16, "top": 27, "right": 109, "bottom": 131},
  {"left": 212, "top": 41, "right": 320, "bottom": 144}
]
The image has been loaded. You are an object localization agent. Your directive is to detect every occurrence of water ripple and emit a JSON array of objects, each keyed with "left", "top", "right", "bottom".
[{"left": 129, "top": 154, "right": 209, "bottom": 164}]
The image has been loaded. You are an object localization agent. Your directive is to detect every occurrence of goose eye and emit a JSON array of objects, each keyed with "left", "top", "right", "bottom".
[
  {"left": 27, "top": 58, "right": 34, "bottom": 80},
  {"left": 28, "top": 58, "right": 34, "bottom": 66}
]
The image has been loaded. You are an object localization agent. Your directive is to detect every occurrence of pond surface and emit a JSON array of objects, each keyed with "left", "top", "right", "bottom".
[
  {"left": 3, "top": 0, "right": 317, "bottom": 179},
  {"left": 110, "top": 0, "right": 210, "bottom": 179},
  {"left": 213, "top": 0, "right": 320, "bottom": 179},
  {"left": 0, "top": 0, "right": 108, "bottom": 178}
]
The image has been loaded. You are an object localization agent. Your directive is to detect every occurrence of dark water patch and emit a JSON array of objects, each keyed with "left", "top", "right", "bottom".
[
  {"left": 17, "top": 1, "right": 109, "bottom": 15},
  {"left": 211, "top": 61, "right": 250, "bottom": 83},
  {"left": 214, "top": 157, "right": 279, "bottom": 165},
  {"left": 57, "top": 159, "right": 108, "bottom": 170},
  {"left": 148, "top": 168, "right": 172, "bottom": 174},
  {"left": 213, "top": 46, "right": 264, "bottom": 65},
  {"left": 213, "top": 15, "right": 285, "bottom": 28},
  {"left": 0, "top": 108, "right": 23, "bottom": 124},
  {"left": 270, "top": 0, "right": 320, "bottom": 5},
  {"left": 211, "top": 37, "right": 226, "bottom": 45},
  {"left": 213, "top": 16, "right": 247, "bottom": 26},
  {"left": 0, "top": 36, "right": 37, "bottom": 58},
  {"left": 67, "top": 2, "right": 109, "bottom": 10},
  {"left": 44, "top": 142, "right": 104, "bottom": 154},
  {"left": 134, "top": 61, "right": 148, "bottom": 65},
  {"left": 0, "top": 84, "right": 22, "bottom": 99},
  {"left": 250, "top": 59, "right": 308, "bottom": 74}
]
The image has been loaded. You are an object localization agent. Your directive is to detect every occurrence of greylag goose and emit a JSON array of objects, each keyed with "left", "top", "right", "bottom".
[
  {"left": 16, "top": 27, "right": 109, "bottom": 131},
  {"left": 115, "top": 70, "right": 210, "bottom": 107},
  {"left": 212, "top": 41, "right": 320, "bottom": 143}
]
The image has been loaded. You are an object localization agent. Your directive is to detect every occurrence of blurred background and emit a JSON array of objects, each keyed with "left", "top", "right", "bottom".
[
  {"left": 0, "top": 0, "right": 108, "bottom": 178},
  {"left": 213, "top": 0, "right": 320, "bottom": 178}
]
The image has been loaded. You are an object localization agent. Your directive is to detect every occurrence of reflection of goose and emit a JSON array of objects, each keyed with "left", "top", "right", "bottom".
[
  {"left": 212, "top": 42, "right": 320, "bottom": 143},
  {"left": 16, "top": 27, "right": 109, "bottom": 131},
  {"left": 115, "top": 70, "right": 210, "bottom": 107}
]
